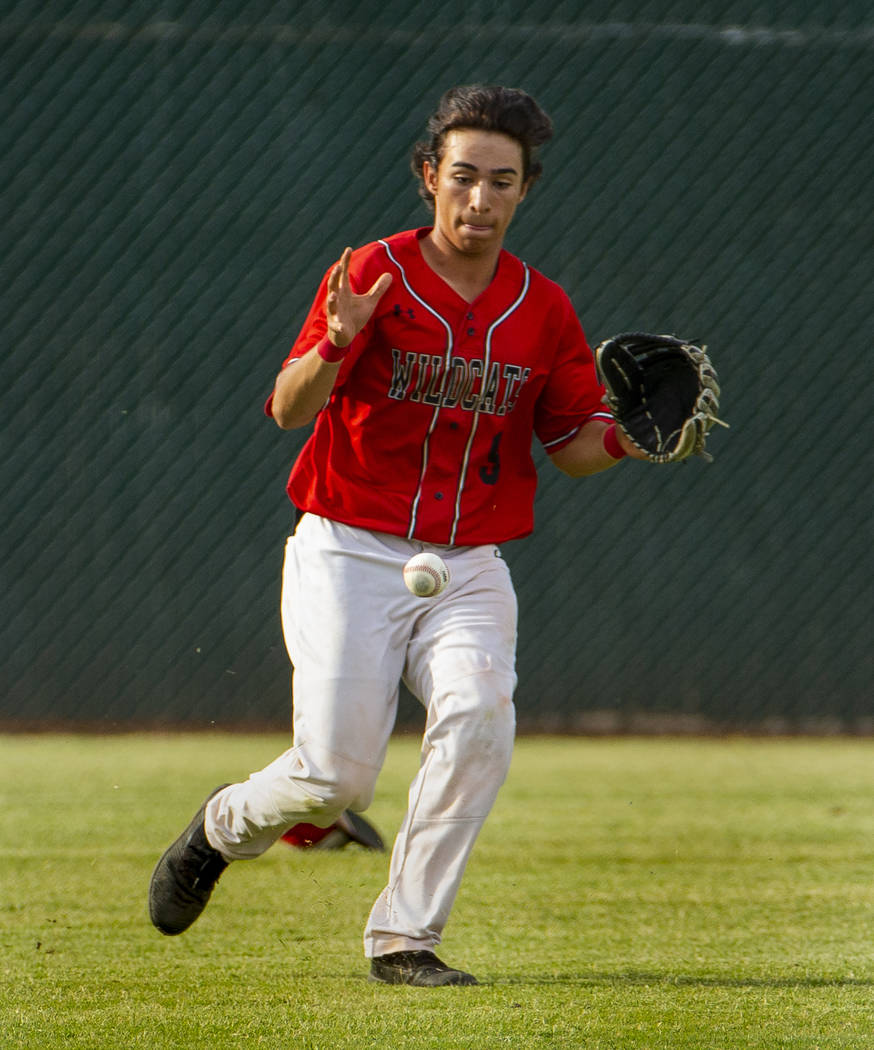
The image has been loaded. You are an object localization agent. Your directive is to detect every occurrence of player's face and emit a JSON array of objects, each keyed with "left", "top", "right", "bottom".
[{"left": 424, "top": 128, "right": 529, "bottom": 257}]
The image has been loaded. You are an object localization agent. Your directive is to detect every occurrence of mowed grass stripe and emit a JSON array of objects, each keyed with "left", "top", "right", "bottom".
[{"left": 2, "top": 734, "right": 873, "bottom": 1048}]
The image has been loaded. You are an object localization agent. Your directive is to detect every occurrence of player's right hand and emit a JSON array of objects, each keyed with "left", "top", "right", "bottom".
[{"left": 326, "top": 247, "right": 392, "bottom": 348}]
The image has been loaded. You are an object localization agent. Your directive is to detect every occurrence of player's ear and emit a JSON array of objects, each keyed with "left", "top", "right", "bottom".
[{"left": 423, "top": 160, "right": 438, "bottom": 197}]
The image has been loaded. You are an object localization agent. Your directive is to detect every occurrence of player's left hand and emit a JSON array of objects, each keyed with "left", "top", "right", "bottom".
[
  {"left": 326, "top": 247, "right": 392, "bottom": 348},
  {"left": 596, "top": 332, "right": 728, "bottom": 463}
]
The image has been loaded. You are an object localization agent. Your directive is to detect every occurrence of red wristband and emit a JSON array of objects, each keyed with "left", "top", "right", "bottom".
[
  {"left": 603, "top": 423, "right": 628, "bottom": 460},
  {"left": 315, "top": 335, "right": 349, "bottom": 363}
]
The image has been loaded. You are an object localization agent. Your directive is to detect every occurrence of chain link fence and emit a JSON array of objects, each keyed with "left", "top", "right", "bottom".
[{"left": 2, "top": 2, "right": 872, "bottom": 731}]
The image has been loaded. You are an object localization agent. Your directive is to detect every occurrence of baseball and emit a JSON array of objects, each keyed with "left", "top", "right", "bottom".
[{"left": 403, "top": 552, "right": 450, "bottom": 597}]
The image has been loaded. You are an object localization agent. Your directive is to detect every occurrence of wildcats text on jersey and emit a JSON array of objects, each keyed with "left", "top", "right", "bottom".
[{"left": 388, "top": 349, "right": 532, "bottom": 416}]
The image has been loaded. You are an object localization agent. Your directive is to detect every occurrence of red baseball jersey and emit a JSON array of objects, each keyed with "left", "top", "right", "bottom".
[{"left": 267, "top": 227, "right": 610, "bottom": 545}]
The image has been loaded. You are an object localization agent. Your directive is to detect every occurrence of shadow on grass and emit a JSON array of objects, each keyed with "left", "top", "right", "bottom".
[{"left": 493, "top": 972, "right": 874, "bottom": 989}]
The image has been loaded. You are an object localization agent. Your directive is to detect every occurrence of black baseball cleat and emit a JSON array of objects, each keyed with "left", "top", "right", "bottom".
[
  {"left": 280, "top": 810, "right": 386, "bottom": 851},
  {"left": 149, "top": 785, "right": 231, "bottom": 935},
  {"left": 335, "top": 810, "right": 385, "bottom": 851},
  {"left": 369, "top": 950, "right": 479, "bottom": 986}
]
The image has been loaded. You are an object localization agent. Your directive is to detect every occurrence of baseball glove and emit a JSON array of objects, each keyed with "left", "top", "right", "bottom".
[{"left": 595, "top": 332, "right": 727, "bottom": 463}]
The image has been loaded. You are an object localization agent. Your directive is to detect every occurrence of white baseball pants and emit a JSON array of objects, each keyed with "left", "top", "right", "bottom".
[{"left": 204, "top": 513, "right": 518, "bottom": 957}]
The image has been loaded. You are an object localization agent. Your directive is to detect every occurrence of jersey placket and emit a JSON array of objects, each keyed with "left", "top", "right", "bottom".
[
  {"left": 379, "top": 238, "right": 458, "bottom": 543},
  {"left": 447, "top": 266, "right": 531, "bottom": 543},
  {"left": 379, "top": 236, "right": 531, "bottom": 545},
  {"left": 411, "top": 308, "right": 484, "bottom": 543}
]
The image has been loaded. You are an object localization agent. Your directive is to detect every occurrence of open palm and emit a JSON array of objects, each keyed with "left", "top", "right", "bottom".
[{"left": 326, "top": 247, "right": 392, "bottom": 348}]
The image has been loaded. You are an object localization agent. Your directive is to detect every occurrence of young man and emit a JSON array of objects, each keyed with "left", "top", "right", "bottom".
[{"left": 149, "top": 85, "right": 645, "bottom": 986}]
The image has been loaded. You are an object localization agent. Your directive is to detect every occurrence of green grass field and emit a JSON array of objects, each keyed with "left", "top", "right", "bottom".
[{"left": 2, "top": 733, "right": 874, "bottom": 1049}]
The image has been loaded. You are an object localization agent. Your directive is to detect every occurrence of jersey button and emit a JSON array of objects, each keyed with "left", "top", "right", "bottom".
[
  {"left": 434, "top": 492, "right": 444, "bottom": 500},
  {"left": 467, "top": 327, "right": 475, "bottom": 336}
]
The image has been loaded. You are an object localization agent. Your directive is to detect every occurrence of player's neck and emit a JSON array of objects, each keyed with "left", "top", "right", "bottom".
[{"left": 419, "top": 232, "right": 502, "bottom": 304}]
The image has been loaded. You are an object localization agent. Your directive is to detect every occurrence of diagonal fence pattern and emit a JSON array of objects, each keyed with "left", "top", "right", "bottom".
[{"left": 2, "top": 3, "right": 872, "bottom": 730}]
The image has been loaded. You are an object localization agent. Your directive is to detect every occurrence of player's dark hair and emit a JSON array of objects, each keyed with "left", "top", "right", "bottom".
[{"left": 411, "top": 84, "right": 553, "bottom": 209}]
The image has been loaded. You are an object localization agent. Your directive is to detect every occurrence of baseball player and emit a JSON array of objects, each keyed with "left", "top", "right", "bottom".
[{"left": 150, "top": 84, "right": 646, "bottom": 986}]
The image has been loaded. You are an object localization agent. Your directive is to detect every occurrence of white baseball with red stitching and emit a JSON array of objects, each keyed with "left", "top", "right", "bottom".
[{"left": 403, "top": 553, "right": 450, "bottom": 597}]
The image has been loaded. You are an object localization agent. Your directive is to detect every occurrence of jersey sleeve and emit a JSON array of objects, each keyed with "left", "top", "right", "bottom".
[{"left": 533, "top": 293, "right": 611, "bottom": 453}]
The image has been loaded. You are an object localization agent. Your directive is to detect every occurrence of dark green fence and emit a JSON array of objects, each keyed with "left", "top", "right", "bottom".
[{"left": 3, "top": 3, "right": 872, "bottom": 731}]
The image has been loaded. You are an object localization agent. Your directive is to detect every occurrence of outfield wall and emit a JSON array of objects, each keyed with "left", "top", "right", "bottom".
[{"left": 2, "top": 4, "right": 872, "bottom": 731}]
